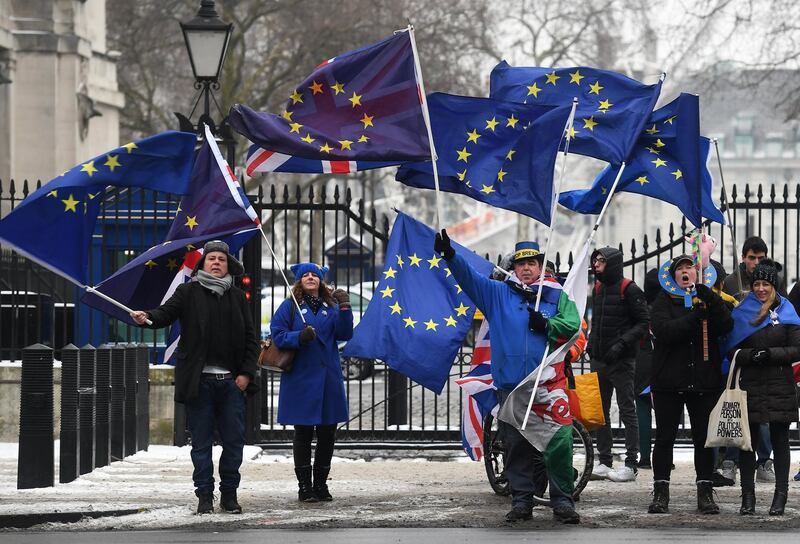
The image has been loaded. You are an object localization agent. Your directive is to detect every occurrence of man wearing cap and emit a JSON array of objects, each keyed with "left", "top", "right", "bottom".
[
  {"left": 434, "top": 230, "right": 581, "bottom": 524},
  {"left": 130, "top": 240, "right": 259, "bottom": 515},
  {"left": 588, "top": 247, "right": 650, "bottom": 482}
]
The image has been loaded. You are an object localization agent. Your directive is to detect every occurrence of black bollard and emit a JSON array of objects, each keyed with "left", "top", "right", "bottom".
[
  {"left": 109, "top": 344, "right": 126, "bottom": 461},
  {"left": 94, "top": 344, "right": 111, "bottom": 468},
  {"left": 78, "top": 344, "right": 95, "bottom": 475},
  {"left": 386, "top": 368, "right": 408, "bottom": 429},
  {"left": 244, "top": 367, "right": 262, "bottom": 445},
  {"left": 18, "top": 343, "right": 54, "bottom": 489},
  {"left": 123, "top": 345, "right": 137, "bottom": 456},
  {"left": 135, "top": 344, "right": 150, "bottom": 452},
  {"left": 59, "top": 344, "right": 79, "bottom": 484}
]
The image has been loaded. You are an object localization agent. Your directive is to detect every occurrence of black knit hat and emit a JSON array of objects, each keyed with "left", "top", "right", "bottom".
[
  {"left": 751, "top": 258, "right": 778, "bottom": 288},
  {"left": 191, "top": 240, "right": 245, "bottom": 277}
]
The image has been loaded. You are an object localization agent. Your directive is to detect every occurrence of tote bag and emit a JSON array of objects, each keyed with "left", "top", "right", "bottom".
[
  {"left": 566, "top": 369, "right": 606, "bottom": 431},
  {"left": 705, "top": 350, "right": 752, "bottom": 450}
]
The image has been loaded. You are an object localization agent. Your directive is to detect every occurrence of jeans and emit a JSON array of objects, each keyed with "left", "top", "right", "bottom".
[
  {"left": 293, "top": 424, "right": 337, "bottom": 467},
  {"left": 184, "top": 377, "right": 247, "bottom": 494},
  {"left": 496, "top": 390, "right": 574, "bottom": 510},
  {"left": 591, "top": 356, "right": 639, "bottom": 468},
  {"left": 652, "top": 390, "right": 717, "bottom": 481},
  {"left": 723, "top": 423, "right": 773, "bottom": 465},
  {"left": 739, "top": 421, "right": 791, "bottom": 492}
]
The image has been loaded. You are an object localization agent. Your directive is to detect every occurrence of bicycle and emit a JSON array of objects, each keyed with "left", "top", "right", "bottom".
[{"left": 483, "top": 412, "right": 594, "bottom": 506}]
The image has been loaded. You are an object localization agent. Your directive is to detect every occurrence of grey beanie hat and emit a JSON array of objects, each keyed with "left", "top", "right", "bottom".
[{"left": 191, "top": 240, "right": 245, "bottom": 277}]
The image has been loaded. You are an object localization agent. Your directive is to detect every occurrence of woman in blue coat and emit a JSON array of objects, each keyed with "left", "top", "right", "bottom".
[{"left": 270, "top": 262, "right": 353, "bottom": 502}]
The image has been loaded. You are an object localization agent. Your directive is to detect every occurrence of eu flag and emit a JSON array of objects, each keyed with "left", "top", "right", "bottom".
[
  {"left": 395, "top": 93, "right": 569, "bottom": 225},
  {"left": 0, "top": 131, "right": 196, "bottom": 285},
  {"left": 343, "top": 212, "right": 494, "bottom": 394},
  {"left": 228, "top": 31, "right": 430, "bottom": 162},
  {"left": 490, "top": 61, "right": 662, "bottom": 165},
  {"left": 559, "top": 94, "right": 725, "bottom": 227},
  {"left": 81, "top": 131, "right": 261, "bottom": 324}
]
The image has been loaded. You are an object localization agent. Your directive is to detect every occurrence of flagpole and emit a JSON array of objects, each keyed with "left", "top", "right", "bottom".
[
  {"left": 406, "top": 24, "right": 444, "bottom": 231},
  {"left": 712, "top": 138, "right": 744, "bottom": 296},
  {"left": 257, "top": 227, "right": 307, "bottom": 324},
  {"left": 84, "top": 286, "right": 153, "bottom": 325},
  {"left": 534, "top": 98, "right": 578, "bottom": 312},
  {"left": 521, "top": 161, "right": 625, "bottom": 430}
]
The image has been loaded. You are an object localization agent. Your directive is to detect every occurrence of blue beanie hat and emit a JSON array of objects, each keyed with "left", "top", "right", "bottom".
[{"left": 290, "top": 262, "right": 329, "bottom": 280}]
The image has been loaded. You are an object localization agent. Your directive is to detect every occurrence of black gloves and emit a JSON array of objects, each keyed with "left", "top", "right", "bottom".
[
  {"left": 693, "top": 305, "right": 709, "bottom": 321},
  {"left": 750, "top": 348, "right": 770, "bottom": 366},
  {"left": 694, "top": 283, "right": 714, "bottom": 302},
  {"left": 528, "top": 309, "right": 548, "bottom": 333},
  {"left": 331, "top": 288, "right": 351, "bottom": 307},
  {"left": 434, "top": 229, "right": 455, "bottom": 260},
  {"left": 298, "top": 325, "right": 316, "bottom": 345},
  {"left": 604, "top": 342, "right": 625, "bottom": 364}
]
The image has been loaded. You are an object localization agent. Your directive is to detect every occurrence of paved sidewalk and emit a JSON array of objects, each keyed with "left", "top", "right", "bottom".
[{"left": 1, "top": 443, "right": 799, "bottom": 531}]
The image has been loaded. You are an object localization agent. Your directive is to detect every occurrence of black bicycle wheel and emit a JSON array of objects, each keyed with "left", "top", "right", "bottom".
[
  {"left": 531, "top": 418, "right": 594, "bottom": 507},
  {"left": 482, "top": 412, "right": 510, "bottom": 496}
]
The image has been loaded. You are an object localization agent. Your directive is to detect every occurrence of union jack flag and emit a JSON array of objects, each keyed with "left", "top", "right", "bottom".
[{"left": 245, "top": 143, "right": 398, "bottom": 176}]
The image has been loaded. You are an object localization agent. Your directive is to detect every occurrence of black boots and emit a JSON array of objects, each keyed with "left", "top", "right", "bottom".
[
  {"left": 504, "top": 506, "right": 533, "bottom": 522},
  {"left": 697, "top": 481, "right": 720, "bottom": 514},
  {"left": 552, "top": 504, "right": 581, "bottom": 524},
  {"left": 740, "top": 487, "right": 755, "bottom": 515},
  {"left": 648, "top": 481, "right": 669, "bottom": 514},
  {"left": 295, "top": 465, "right": 318, "bottom": 502},
  {"left": 313, "top": 465, "right": 333, "bottom": 501},
  {"left": 220, "top": 489, "right": 242, "bottom": 514},
  {"left": 769, "top": 490, "right": 787, "bottom": 516},
  {"left": 196, "top": 490, "right": 214, "bottom": 514}
]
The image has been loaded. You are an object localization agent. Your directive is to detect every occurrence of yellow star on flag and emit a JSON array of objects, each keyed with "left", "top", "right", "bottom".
[
  {"left": 338, "top": 140, "right": 353, "bottom": 151},
  {"left": 526, "top": 82, "right": 541, "bottom": 97},
  {"left": 506, "top": 115, "right": 519, "bottom": 128},
  {"left": 636, "top": 175, "right": 649, "bottom": 186},
  {"left": 645, "top": 124, "right": 659, "bottom": 135},
  {"left": 348, "top": 92, "right": 362, "bottom": 108},
  {"left": 145, "top": 260, "right": 157, "bottom": 269},
  {"left": 588, "top": 81, "right": 603, "bottom": 95},
  {"left": 566, "top": 126, "right": 579, "bottom": 139},
  {"left": 424, "top": 319, "right": 439, "bottom": 331},
  {"left": 389, "top": 301, "right": 402, "bottom": 314},
  {"left": 104, "top": 154, "right": 121, "bottom": 172},
  {"left": 408, "top": 254, "right": 422, "bottom": 266},
  {"left": 569, "top": 69, "right": 584, "bottom": 84},
  {"left": 455, "top": 285, "right": 463, "bottom": 294},
  {"left": 185, "top": 215, "right": 198, "bottom": 230},
  {"left": 444, "top": 267, "right": 452, "bottom": 277},
  {"left": 47, "top": 190, "right": 58, "bottom": 198},
  {"left": 383, "top": 267, "right": 397, "bottom": 279},
  {"left": 290, "top": 90, "right": 303, "bottom": 104},
  {"left": 654, "top": 138, "right": 666, "bottom": 148},
  {"left": 309, "top": 80, "right": 324, "bottom": 94},
  {"left": 457, "top": 147, "right": 471, "bottom": 162},
  {"left": 672, "top": 169, "right": 683, "bottom": 180},
  {"left": 506, "top": 149, "right": 516, "bottom": 161},
  {"left": 396, "top": 254, "right": 404, "bottom": 268},
  {"left": 301, "top": 134, "right": 315, "bottom": 144},
  {"left": 166, "top": 258, "right": 178, "bottom": 271},
  {"left": 403, "top": 316, "right": 417, "bottom": 328},
  {"left": 332, "top": 81, "right": 345, "bottom": 95},
  {"left": 466, "top": 129, "right": 481, "bottom": 144},
  {"left": 358, "top": 135, "right": 369, "bottom": 143},
  {"left": 122, "top": 142, "right": 138, "bottom": 153},
  {"left": 289, "top": 122, "right": 303, "bottom": 134},
  {"left": 360, "top": 113, "right": 374, "bottom": 128},
  {"left": 380, "top": 285, "right": 395, "bottom": 298},
  {"left": 485, "top": 117, "right": 498, "bottom": 131},
  {"left": 61, "top": 194, "right": 79, "bottom": 212},
  {"left": 545, "top": 71, "right": 560, "bottom": 85},
  {"left": 81, "top": 161, "right": 98, "bottom": 177},
  {"left": 497, "top": 169, "right": 507, "bottom": 182},
  {"left": 664, "top": 115, "right": 677, "bottom": 125},
  {"left": 427, "top": 254, "right": 442, "bottom": 268},
  {"left": 651, "top": 158, "right": 667, "bottom": 168},
  {"left": 646, "top": 146, "right": 660, "bottom": 155},
  {"left": 598, "top": 99, "right": 613, "bottom": 112},
  {"left": 583, "top": 117, "right": 598, "bottom": 131},
  {"left": 480, "top": 184, "right": 495, "bottom": 194},
  {"left": 320, "top": 142, "right": 333, "bottom": 153},
  {"left": 282, "top": 110, "right": 293, "bottom": 121},
  {"left": 456, "top": 169, "right": 467, "bottom": 181},
  {"left": 444, "top": 315, "right": 457, "bottom": 327},
  {"left": 455, "top": 302, "right": 470, "bottom": 316}
]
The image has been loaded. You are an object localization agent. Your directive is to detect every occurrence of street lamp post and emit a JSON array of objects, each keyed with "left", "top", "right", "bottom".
[{"left": 175, "top": 0, "right": 236, "bottom": 163}]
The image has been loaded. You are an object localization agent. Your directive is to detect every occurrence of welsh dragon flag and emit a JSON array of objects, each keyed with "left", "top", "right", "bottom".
[{"left": 498, "top": 238, "right": 591, "bottom": 453}]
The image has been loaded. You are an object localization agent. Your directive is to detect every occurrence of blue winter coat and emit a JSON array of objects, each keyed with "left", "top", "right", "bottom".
[{"left": 271, "top": 297, "right": 353, "bottom": 425}]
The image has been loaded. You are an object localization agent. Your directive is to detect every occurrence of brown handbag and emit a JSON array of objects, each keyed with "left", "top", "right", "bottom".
[{"left": 258, "top": 338, "right": 295, "bottom": 372}]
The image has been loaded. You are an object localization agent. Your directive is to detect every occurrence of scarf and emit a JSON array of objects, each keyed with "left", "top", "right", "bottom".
[
  {"left": 303, "top": 293, "right": 323, "bottom": 314},
  {"left": 196, "top": 270, "right": 233, "bottom": 296}
]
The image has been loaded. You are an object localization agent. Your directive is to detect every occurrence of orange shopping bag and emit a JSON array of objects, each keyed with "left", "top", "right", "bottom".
[{"left": 566, "top": 370, "right": 605, "bottom": 431}]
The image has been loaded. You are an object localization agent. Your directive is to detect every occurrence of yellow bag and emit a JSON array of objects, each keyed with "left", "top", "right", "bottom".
[{"left": 566, "top": 370, "right": 606, "bottom": 430}]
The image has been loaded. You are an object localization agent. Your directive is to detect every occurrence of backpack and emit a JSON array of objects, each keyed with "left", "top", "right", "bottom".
[{"left": 593, "top": 277, "right": 633, "bottom": 299}]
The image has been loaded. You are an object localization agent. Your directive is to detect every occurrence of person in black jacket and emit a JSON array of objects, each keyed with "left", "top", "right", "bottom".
[
  {"left": 725, "top": 259, "right": 800, "bottom": 516},
  {"left": 130, "top": 240, "right": 259, "bottom": 515},
  {"left": 647, "top": 255, "right": 733, "bottom": 515},
  {"left": 589, "top": 247, "right": 650, "bottom": 482}
]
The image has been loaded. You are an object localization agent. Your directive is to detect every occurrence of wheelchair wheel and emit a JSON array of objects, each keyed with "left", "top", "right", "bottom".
[
  {"left": 482, "top": 412, "right": 510, "bottom": 496},
  {"left": 531, "top": 418, "right": 594, "bottom": 507}
]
